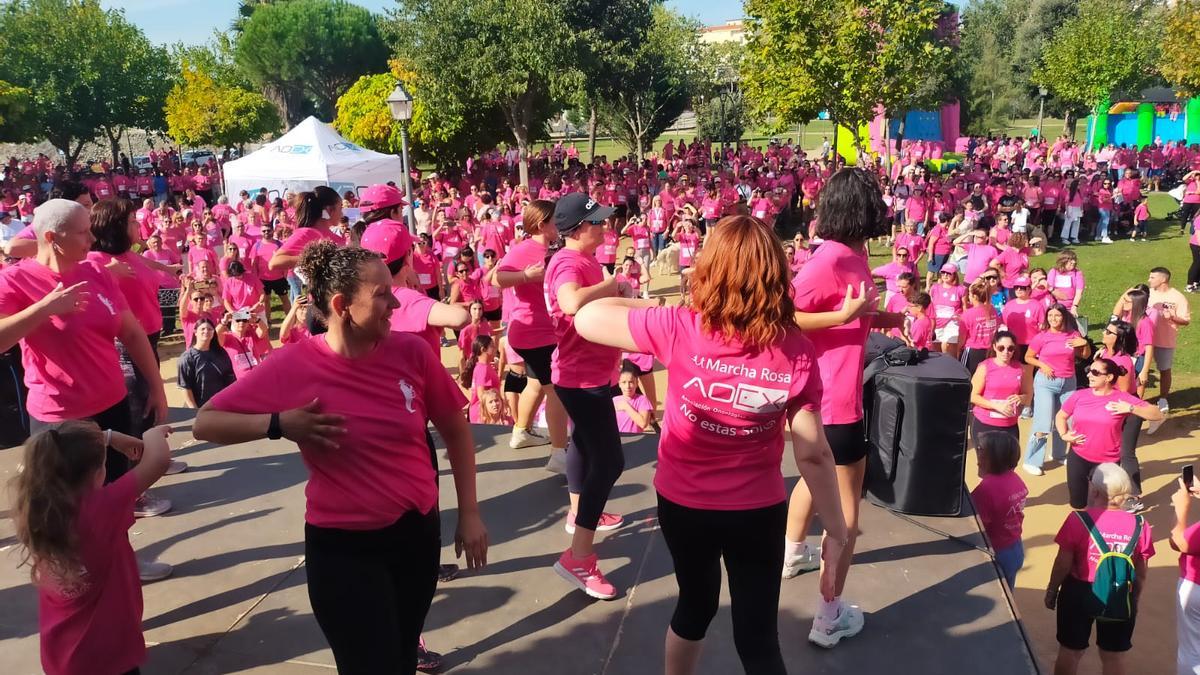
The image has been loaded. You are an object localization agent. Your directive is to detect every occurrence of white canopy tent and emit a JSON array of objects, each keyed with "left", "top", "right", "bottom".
[{"left": 222, "top": 116, "right": 405, "bottom": 202}]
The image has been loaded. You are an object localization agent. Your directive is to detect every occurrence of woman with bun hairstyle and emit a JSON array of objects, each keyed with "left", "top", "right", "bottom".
[
  {"left": 267, "top": 185, "right": 344, "bottom": 273},
  {"left": 575, "top": 215, "right": 848, "bottom": 674},
  {"left": 194, "top": 241, "right": 487, "bottom": 674},
  {"left": 1056, "top": 357, "right": 1162, "bottom": 509}
]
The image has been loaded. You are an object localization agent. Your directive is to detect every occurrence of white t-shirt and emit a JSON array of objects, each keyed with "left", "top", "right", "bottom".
[{"left": 1011, "top": 208, "right": 1029, "bottom": 233}]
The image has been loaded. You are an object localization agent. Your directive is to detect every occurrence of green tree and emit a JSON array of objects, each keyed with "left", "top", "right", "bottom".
[
  {"left": 0, "top": 0, "right": 173, "bottom": 166},
  {"left": 562, "top": 0, "right": 654, "bottom": 161},
  {"left": 0, "top": 80, "right": 35, "bottom": 143},
  {"left": 742, "top": 0, "right": 953, "bottom": 163},
  {"left": 594, "top": 6, "right": 699, "bottom": 161},
  {"left": 693, "top": 41, "right": 751, "bottom": 147},
  {"left": 1034, "top": 0, "right": 1158, "bottom": 139},
  {"left": 958, "top": 0, "right": 1022, "bottom": 134},
  {"left": 390, "top": 0, "right": 584, "bottom": 186},
  {"left": 235, "top": 0, "right": 389, "bottom": 126},
  {"left": 173, "top": 32, "right": 253, "bottom": 91},
  {"left": 1013, "top": 0, "right": 1081, "bottom": 128},
  {"left": 166, "top": 60, "right": 281, "bottom": 151},
  {"left": 1159, "top": 0, "right": 1200, "bottom": 96}
]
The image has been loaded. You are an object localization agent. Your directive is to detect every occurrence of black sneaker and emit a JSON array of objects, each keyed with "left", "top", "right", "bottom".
[{"left": 1123, "top": 497, "right": 1146, "bottom": 514}]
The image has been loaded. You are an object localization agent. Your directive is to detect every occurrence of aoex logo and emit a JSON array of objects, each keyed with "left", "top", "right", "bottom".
[
  {"left": 327, "top": 142, "right": 363, "bottom": 152},
  {"left": 272, "top": 145, "right": 313, "bottom": 154}
]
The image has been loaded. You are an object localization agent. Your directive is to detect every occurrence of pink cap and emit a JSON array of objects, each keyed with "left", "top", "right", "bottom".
[
  {"left": 1013, "top": 275, "right": 1031, "bottom": 287},
  {"left": 360, "top": 221, "right": 414, "bottom": 265},
  {"left": 940, "top": 262, "right": 958, "bottom": 274},
  {"left": 358, "top": 184, "right": 407, "bottom": 213}
]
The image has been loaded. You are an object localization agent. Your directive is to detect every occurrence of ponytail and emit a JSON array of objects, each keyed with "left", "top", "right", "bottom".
[
  {"left": 292, "top": 186, "right": 339, "bottom": 230},
  {"left": 11, "top": 421, "right": 107, "bottom": 585},
  {"left": 459, "top": 335, "right": 494, "bottom": 389}
]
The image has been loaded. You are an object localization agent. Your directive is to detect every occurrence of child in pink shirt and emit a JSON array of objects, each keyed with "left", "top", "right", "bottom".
[
  {"left": 971, "top": 433, "right": 1027, "bottom": 588},
  {"left": 457, "top": 300, "right": 493, "bottom": 365},
  {"left": 905, "top": 292, "right": 933, "bottom": 350},
  {"left": 612, "top": 367, "right": 653, "bottom": 433},
  {"left": 13, "top": 422, "right": 173, "bottom": 675},
  {"left": 1132, "top": 196, "right": 1150, "bottom": 241},
  {"left": 460, "top": 335, "right": 501, "bottom": 423}
]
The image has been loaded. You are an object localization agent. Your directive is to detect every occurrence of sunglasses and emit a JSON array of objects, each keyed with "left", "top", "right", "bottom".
[
  {"left": 191, "top": 296, "right": 204, "bottom": 302},
  {"left": 994, "top": 345, "right": 1016, "bottom": 353},
  {"left": 1013, "top": 285, "right": 1030, "bottom": 291},
  {"left": 983, "top": 276, "right": 999, "bottom": 282},
  {"left": 1104, "top": 328, "right": 1119, "bottom": 337},
  {"left": 1087, "top": 368, "right": 1109, "bottom": 377},
  {"left": 898, "top": 252, "right": 910, "bottom": 257},
  {"left": 456, "top": 268, "right": 468, "bottom": 274}
]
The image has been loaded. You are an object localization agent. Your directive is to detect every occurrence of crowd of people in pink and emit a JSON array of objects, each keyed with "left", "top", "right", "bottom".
[{"left": 2, "top": 133, "right": 1199, "bottom": 675}]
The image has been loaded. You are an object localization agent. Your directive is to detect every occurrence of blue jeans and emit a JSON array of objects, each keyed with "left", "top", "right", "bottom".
[
  {"left": 1097, "top": 209, "right": 1111, "bottom": 240},
  {"left": 287, "top": 273, "right": 303, "bottom": 303},
  {"left": 652, "top": 232, "right": 666, "bottom": 255},
  {"left": 995, "top": 541, "right": 1024, "bottom": 589},
  {"left": 1025, "top": 371, "right": 1076, "bottom": 466}
]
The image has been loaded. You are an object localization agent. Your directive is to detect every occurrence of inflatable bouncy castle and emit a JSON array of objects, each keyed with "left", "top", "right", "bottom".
[
  {"left": 834, "top": 102, "right": 963, "bottom": 166},
  {"left": 1084, "top": 91, "right": 1200, "bottom": 150}
]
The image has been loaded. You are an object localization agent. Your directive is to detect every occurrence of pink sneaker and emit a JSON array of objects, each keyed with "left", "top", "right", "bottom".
[
  {"left": 564, "top": 511, "right": 625, "bottom": 534},
  {"left": 554, "top": 549, "right": 618, "bottom": 600}
]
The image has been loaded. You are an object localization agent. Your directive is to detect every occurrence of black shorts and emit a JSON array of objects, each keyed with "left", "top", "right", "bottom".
[
  {"left": 503, "top": 369, "right": 527, "bottom": 394},
  {"left": 826, "top": 419, "right": 868, "bottom": 466},
  {"left": 513, "top": 344, "right": 555, "bottom": 386},
  {"left": 1056, "top": 576, "right": 1136, "bottom": 652},
  {"left": 262, "top": 277, "right": 289, "bottom": 296},
  {"left": 621, "top": 357, "right": 650, "bottom": 377},
  {"left": 425, "top": 287, "right": 441, "bottom": 301},
  {"left": 483, "top": 306, "right": 502, "bottom": 322}
]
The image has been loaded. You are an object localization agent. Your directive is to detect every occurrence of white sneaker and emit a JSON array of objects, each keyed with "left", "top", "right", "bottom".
[
  {"left": 782, "top": 543, "right": 821, "bottom": 578},
  {"left": 134, "top": 492, "right": 172, "bottom": 518},
  {"left": 545, "top": 447, "right": 567, "bottom": 474},
  {"left": 809, "top": 603, "right": 865, "bottom": 648},
  {"left": 1022, "top": 464, "right": 1044, "bottom": 476},
  {"left": 138, "top": 558, "right": 173, "bottom": 583},
  {"left": 1101, "top": 237, "right": 1113, "bottom": 244},
  {"left": 1158, "top": 398, "right": 1170, "bottom": 414},
  {"left": 164, "top": 460, "right": 188, "bottom": 475},
  {"left": 509, "top": 428, "right": 550, "bottom": 449}
]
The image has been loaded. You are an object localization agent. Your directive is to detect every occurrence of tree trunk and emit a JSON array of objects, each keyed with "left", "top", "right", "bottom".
[
  {"left": 587, "top": 104, "right": 597, "bottom": 165},
  {"left": 103, "top": 125, "right": 124, "bottom": 168},
  {"left": 832, "top": 123, "right": 839, "bottom": 168},
  {"left": 1064, "top": 109, "right": 1078, "bottom": 140},
  {"left": 895, "top": 116, "right": 907, "bottom": 163}
]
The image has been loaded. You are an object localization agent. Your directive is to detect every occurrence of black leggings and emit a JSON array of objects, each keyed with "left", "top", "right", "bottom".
[
  {"left": 305, "top": 509, "right": 440, "bottom": 675},
  {"left": 1119, "top": 415, "right": 1142, "bottom": 496},
  {"left": 1188, "top": 244, "right": 1200, "bottom": 288},
  {"left": 1181, "top": 202, "right": 1199, "bottom": 230},
  {"left": 658, "top": 494, "right": 787, "bottom": 675},
  {"left": 556, "top": 384, "right": 625, "bottom": 531},
  {"left": 1067, "top": 451, "right": 1101, "bottom": 510},
  {"left": 29, "top": 396, "right": 133, "bottom": 484}
]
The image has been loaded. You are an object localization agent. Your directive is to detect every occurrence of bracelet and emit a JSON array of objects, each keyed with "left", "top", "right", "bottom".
[
  {"left": 267, "top": 412, "right": 283, "bottom": 440},
  {"left": 104, "top": 428, "right": 112, "bottom": 448}
]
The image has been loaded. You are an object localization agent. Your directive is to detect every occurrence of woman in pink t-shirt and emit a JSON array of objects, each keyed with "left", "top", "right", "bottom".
[
  {"left": 544, "top": 193, "right": 658, "bottom": 601},
  {"left": 970, "top": 331, "right": 1031, "bottom": 445},
  {"left": 1023, "top": 304, "right": 1089, "bottom": 474},
  {"left": 971, "top": 433, "right": 1028, "bottom": 588},
  {"left": 1170, "top": 474, "right": 1200, "bottom": 674},
  {"left": 494, "top": 200, "right": 568, "bottom": 463},
  {"left": 194, "top": 242, "right": 487, "bottom": 675},
  {"left": 1047, "top": 250, "right": 1085, "bottom": 314},
  {"left": 0, "top": 199, "right": 167, "bottom": 469},
  {"left": 1092, "top": 320, "right": 1148, "bottom": 508},
  {"left": 1045, "top": 463, "right": 1153, "bottom": 673},
  {"left": 958, "top": 281, "right": 999, "bottom": 374},
  {"left": 1057, "top": 358, "right": 1162, "bottom": 509},
  {"left": 267, "top": 186, "right": 345, "bottom": 281},
  {"left": 12, "top": 421, "right": 173, "bottom": 675},
  {"left": 574, "top": 215, "right": 849, "bottom": 672}
]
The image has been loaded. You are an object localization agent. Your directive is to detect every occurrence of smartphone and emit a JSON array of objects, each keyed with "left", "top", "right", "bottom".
[{"left": 1185, "top": 464, "right": 1195, "bottom": 488}]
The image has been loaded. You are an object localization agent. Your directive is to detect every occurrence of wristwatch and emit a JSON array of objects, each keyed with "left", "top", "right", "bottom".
[{"left": 267, "top": 412, "right": 283, "bottom": 440}]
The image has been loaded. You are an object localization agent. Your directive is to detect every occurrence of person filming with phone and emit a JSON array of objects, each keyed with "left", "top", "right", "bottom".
[{"left": 1171, "top": 464, "right": 1200, "bottom": 675}]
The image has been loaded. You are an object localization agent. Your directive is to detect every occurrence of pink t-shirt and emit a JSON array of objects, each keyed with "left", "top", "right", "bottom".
[
  {"left": 595, "top": 229, "right": 619, "bottom": 265},
  {"left": 546, "top": 247, "right": 621, "bottom": 389},
  {"left": 1055, "top": 508, "right": 1155, "bottom": 582},
  {"left": 930, "top": 282, "right": 966, "bottom": 328},
  {"left": 1061, "top": 388, "right": 1144, "bottom": 463},
  {"left": 277, "top": 225, "right": 345, "bottom": 258},
  {"left": 993, "top": 247, "right": 1028, "bottom": 288},
  {"left": 250, "top": 240, "right": 285, "bottom": 281},
  {"left": 959, "top": 304, "right": 998, "bottom": 349},
  {"left": 677, "top": 232, "right": 700, "bottom": 268},
  {"left": 872, "top": 260, "right": 916, "bottom": 294},
  {"left": 964, "top": 243, "right": 999, "bottom": 282},
  {"left": 0, "top": 259, "right": 128, "bottom": 421},
  {"left": 496, "top": 239, "right": 556, "bottom": 349},
  {"left": 37, "top": 473, "right": 144, "bottom": 675},
  {"left": 613, "top": 393, "right": 653, "bottom": 433},
  {"left": 221, "top": 275, "right": 262, "bottom": 312},
  {"left": 971, "top": 471, "right": 1027, "bottom": 551},
  {"left": 457, "top": 321, "right": 493, "bottom": 355},
  {"left": 628, "top": 305, "right": 822, "bottom": 510},
  {"left": 790, "top": 240, "right": 872, "bottom": 425},
  {"left": 220, "top": 330, "right": 270, "bottom": 378},
  {"left": 1001, "top": 299, "right": 1045, "bottom": 345},
  {"left": 1180, "top": 521, "right": 1200, "bottom": 584},
  {"left": 908, "top": 314, "right": 932, "bottom": 349},
  {"left": 973, "top": 358, "right": 1023, "bottom": 427},
  {"left": 1134, "top": 314, "right": 1155, "bottom": 356},
  {"left": 1028, "top": 330, "right": 1081, "bottom": 378},
  {"left": 1048, "top": 268, "right": 1085, "bottom": 304},
  {"left": 85, "top": 251, "right": 161, "bottom": 336},
  {"left": 206, "top": 332, "right": 467, "bottom": 528},
  {"left": 388, "top": 286, "right": 440, "bottom": 355}
]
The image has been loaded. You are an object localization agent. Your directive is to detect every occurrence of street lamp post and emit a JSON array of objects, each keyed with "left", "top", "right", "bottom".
[
  {"left": 1037, "top": 87, "right": 1048, "bottom": 141},
  {"left": 387, "top": 82, "right": 416, "bottom": 234}
]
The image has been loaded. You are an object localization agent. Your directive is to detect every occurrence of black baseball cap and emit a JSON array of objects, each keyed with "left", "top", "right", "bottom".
[{"left": 554, "top": 193, "right": 615, "bottom": 234}]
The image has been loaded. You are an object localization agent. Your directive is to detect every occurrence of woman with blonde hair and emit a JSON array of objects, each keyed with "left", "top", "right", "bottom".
[{"left": 575, "top": 215, "right": 849, "bottom": 674}]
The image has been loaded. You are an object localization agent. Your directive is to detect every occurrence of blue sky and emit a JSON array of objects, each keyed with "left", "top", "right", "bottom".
[{"left": 101, "top": 0, "right": 746, "bottom": 46}]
